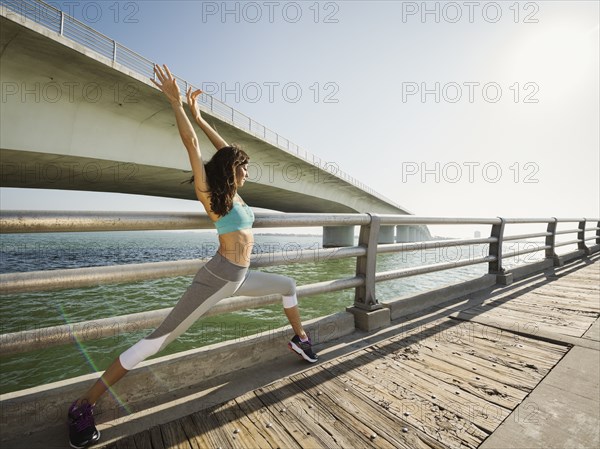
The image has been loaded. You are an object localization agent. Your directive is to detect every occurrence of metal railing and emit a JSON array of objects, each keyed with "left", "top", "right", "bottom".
[
  {"left": 1, "top": 211, "right": 598, "bottom": 356},
  {"left": 0, "top": 0, "right": 406, "bottom": 212}
]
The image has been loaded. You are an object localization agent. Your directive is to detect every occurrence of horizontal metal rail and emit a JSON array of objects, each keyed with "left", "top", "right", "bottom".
[
  {"left": 0, "top": 211, "right": 212, "bottom": 233},
  {"left": 375, "top": 256, "right": 495, "bottom": 283},
  {"left": 1, "top": 212, "right": 599, "bottom": 356},
  {"left": 379, "top": 216, "right": 501, "bottom": 225},
  {"left": 555, "top": 239, "right": 583, "bottom": 248},
  {"left": 555, "top": 228, "right": 582, "bottom": 236},
  {"left": 0, "top": 276, "right": 364, "bottom": 355},
  {"left": 0, "top": 246, "right": 365, "bottom": 294},
  {"left": 505, "top": 245, "right": 551, "bottom": 258},
  {"left": 504, "top": 232, "right": 551, "bottom": 241},
  {"left": 377, "top": 237, "right": 496, "bottom": 254},
  {"left": 0, "top": 211, "right": 370, "bottom": 233},
  {"left": 503, "top": 218, "right": 556, "bottom": 224},
  {"left": 3, "top": 211, "right": 597, "bottom": 234}
]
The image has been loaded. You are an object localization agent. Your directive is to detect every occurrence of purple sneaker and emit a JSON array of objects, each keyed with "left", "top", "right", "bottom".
[
  {"left": 288, "top": 334, "right": 318, "bottom": 363},
  {"left": 67, "top": 400, "right": 100, "bottom": 449}
]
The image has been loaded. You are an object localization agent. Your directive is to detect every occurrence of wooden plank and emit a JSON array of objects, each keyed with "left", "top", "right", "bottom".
[
  {"left": 476, "top": 299, "right": 597, "bottom": 328},
  {"left": 535, "top": 283, "right": 600, "bottom": 296},
  {"left": 115, "top": 438, "right": 135, "bottom": 449},
  {"left": 260, "top": 374, "right": 371, "bottom": 449},
  {"left": 378, "top": 321, "right": 564, "bottom": 385},
  {"left": 529, "top": 289, "right": 600, "bottom": 305},
  {"left": 132, "top": 430, "right": 154, "bottom": 449},
  {"left": 332, "top": 346, "right": 508, "bottom": 434},
  {"left": 503, "top": 294, "right": 600, "bottom": 313},
  {"left": 297, "top": 369, "right": 447, "bottom": 449},
  {"left": 178, "top": 415, "right": 210, "bottom": 449},
  {"left": 208, "top": 398, "right": 276, "bottom": 449},
  {"left": 461, "top": 301, "right": 588, "bottom": 330},
  {"left": 253, "top": 377, "right": 337, "bottom": 448},
  {"left": 479, "top": 291, "right": 599, "bottom": 314},
  {"left": 322, "top": 357, "right": 487, "bottom": 449},
  {"left": 159, "top": 420, "right": 192, "bottom": 449},
  {"left": 235, "top": 391, "right": 302, "bottom": 449},
  {"left": 441, "top": 323, "right": 568, "bottom": 370},
  {"left": 185, "top": 406, "right": 238, "bottom": 449},
  {"left": 149, "top": 426, "right": 166, "bottom": 449},
  {"left": 550, "top": 278, "right": 600, "bottom": 288},
  {"left": 482, "top": 300, "right": 598, "bottom": 323},
  {"left": 459, "top": 306, "right": 591, "bottom": 337},
  {"left": 531, "top": 291, "right": 600, "bottom": 303},
  {"left": 383, "top": 348, "right": 526, "bottom": 409},
  {"left": 353, "top": 319, "right": 566, "bottom": 419},
  {"left": 456, "top": 307, "right": 593, "bottom": 340}
]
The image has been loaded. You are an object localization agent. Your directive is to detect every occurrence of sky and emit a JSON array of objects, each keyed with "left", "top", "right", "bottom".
[{"left": 1, "top": 0, "right": 599, "bottom": 237}]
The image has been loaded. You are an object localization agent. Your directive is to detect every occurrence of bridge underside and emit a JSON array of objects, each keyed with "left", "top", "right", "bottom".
[
  {"left": 0, "top": 14, "right": 409, "bottom": 217},
  {"left": 0, "top": 148, "right": 357, "bottom": 214}
]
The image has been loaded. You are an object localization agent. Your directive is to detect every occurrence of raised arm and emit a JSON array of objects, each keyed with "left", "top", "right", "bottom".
[
  {"left": 151, "top": 65, "right": 210, "bottom": 202},
  {"left": 186, "top": 88, "right": 229, "bottom": 151}
]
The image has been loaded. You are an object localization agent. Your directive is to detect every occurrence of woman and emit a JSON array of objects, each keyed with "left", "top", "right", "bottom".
[{"left": 67, "top": 64, "right": 317, "bottom": 449}]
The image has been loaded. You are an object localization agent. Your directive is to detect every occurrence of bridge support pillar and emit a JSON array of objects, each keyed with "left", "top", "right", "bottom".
[
  {"left": 409, "top": 227, "right": 419, "bottom": 242},
  {"left": 379, "top": 225, "right": 395, "bottom": 244},
  {"left": 323, "top": 225, "right": 355, "bottom": 247},
  {"left": 396, "top": 225, "right": 410, "bottom": 242}
]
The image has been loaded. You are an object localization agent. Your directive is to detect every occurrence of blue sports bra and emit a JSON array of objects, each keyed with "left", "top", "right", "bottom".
[{"left": 214, "top": 197, "right": 255, "bottom": 235}]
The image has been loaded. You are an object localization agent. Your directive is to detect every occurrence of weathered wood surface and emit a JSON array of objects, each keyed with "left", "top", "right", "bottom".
[
  {"left": 457, "top": 260, "right": 599, "bottom": 338},
  {"left": 102, "top": 258, "right": 599, "bottom": 449}
]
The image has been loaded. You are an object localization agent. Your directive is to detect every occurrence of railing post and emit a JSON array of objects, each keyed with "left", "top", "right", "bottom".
[
  {"left": 347, "top": 214, "right": 390, "bottom": 331},
  {"left": 545, "top": 217, "right": 560, "bottom": 266},
  {"left": 489, "top": 217, "right": 511, "bottom": 284},
  {"left": 578, "top": 218, "right": 590, "bottom": 255},
  {"left": 354, "top": 214, "right": 380, "bottom": 310},
  {"left": 112, "top": 40, "right": 117, "bottom": 62},
  {"left": 59, "top": 11, "right": 64, "bottom": 35},
  {"left": 597, "top": 220, "right": 600, "bottom": 246}
]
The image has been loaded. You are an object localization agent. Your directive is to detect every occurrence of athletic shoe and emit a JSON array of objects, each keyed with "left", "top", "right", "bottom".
[
  {"left": 67, "top": 400, "right": 100, "bottom": 449},
  {"left": 288, "top": 334, "right": 319, "bottom": 363}
]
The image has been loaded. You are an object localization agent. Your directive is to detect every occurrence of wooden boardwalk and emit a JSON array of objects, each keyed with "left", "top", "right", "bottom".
[{"left": 104, "top": 256, "right": 599, "bottom": 449}]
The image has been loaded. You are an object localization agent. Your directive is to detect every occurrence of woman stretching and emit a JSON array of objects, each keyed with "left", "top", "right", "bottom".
[{"left": 67, "top": 64, "right": 318, "bottom": 449}]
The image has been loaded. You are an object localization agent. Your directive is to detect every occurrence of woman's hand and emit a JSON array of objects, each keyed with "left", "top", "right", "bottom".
[
  {"left": 151, "top": 64, "right": 182, "bottom": 106},
  {"left": 186, "top": 87, "right": 204, "bottom": 122}
]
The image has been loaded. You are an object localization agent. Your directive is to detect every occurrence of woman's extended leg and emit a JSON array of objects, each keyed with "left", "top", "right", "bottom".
[
  {"left": 68, "top": 254, "right": 247, "bottom": 448},
  {"left": 77, "top": 357, "right": 129, "bottom": 406}
]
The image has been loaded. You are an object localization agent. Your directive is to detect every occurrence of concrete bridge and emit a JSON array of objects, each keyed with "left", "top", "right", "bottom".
[{"left": 0, "top": 3, "right": 431, "bottom": 246}]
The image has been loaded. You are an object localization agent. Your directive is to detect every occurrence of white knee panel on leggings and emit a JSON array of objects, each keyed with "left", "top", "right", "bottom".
[
  {"left": 119, "top": 335, "right": 167, "bottom": 370},
  {"left": 282, "top": 294, "right": 298, "bottom": 308}
]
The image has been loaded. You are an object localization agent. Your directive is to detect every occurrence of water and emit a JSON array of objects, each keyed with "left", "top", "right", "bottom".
[{"left": 0, "top": 231, "right": 539, "bottom": 394}]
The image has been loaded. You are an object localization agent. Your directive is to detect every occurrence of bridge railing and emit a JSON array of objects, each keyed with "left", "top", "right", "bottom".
[
  {"left": 0, "top": 0, "right": 405, "bottom": 211},
  {"left": 1, "top": 211, "right": 598, "bottom": 357}
]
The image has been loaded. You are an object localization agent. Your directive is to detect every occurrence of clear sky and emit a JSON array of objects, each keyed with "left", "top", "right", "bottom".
[{"left": 1, "top": 1, "right": 599, "bottom": 234}]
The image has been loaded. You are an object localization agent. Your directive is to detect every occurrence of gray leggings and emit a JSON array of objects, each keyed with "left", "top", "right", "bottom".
[{"left": 119, "top": 252, "right": 296, "bottom": 370}]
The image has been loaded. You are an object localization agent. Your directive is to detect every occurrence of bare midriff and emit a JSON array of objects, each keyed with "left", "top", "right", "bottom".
[{"left": 217, "top": 228, "right": 255, "bottom": 267}]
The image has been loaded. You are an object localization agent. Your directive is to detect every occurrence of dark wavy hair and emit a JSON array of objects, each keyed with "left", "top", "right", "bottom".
[{"left": 189, "top": 144, "right": 249, "bottom": 217}]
